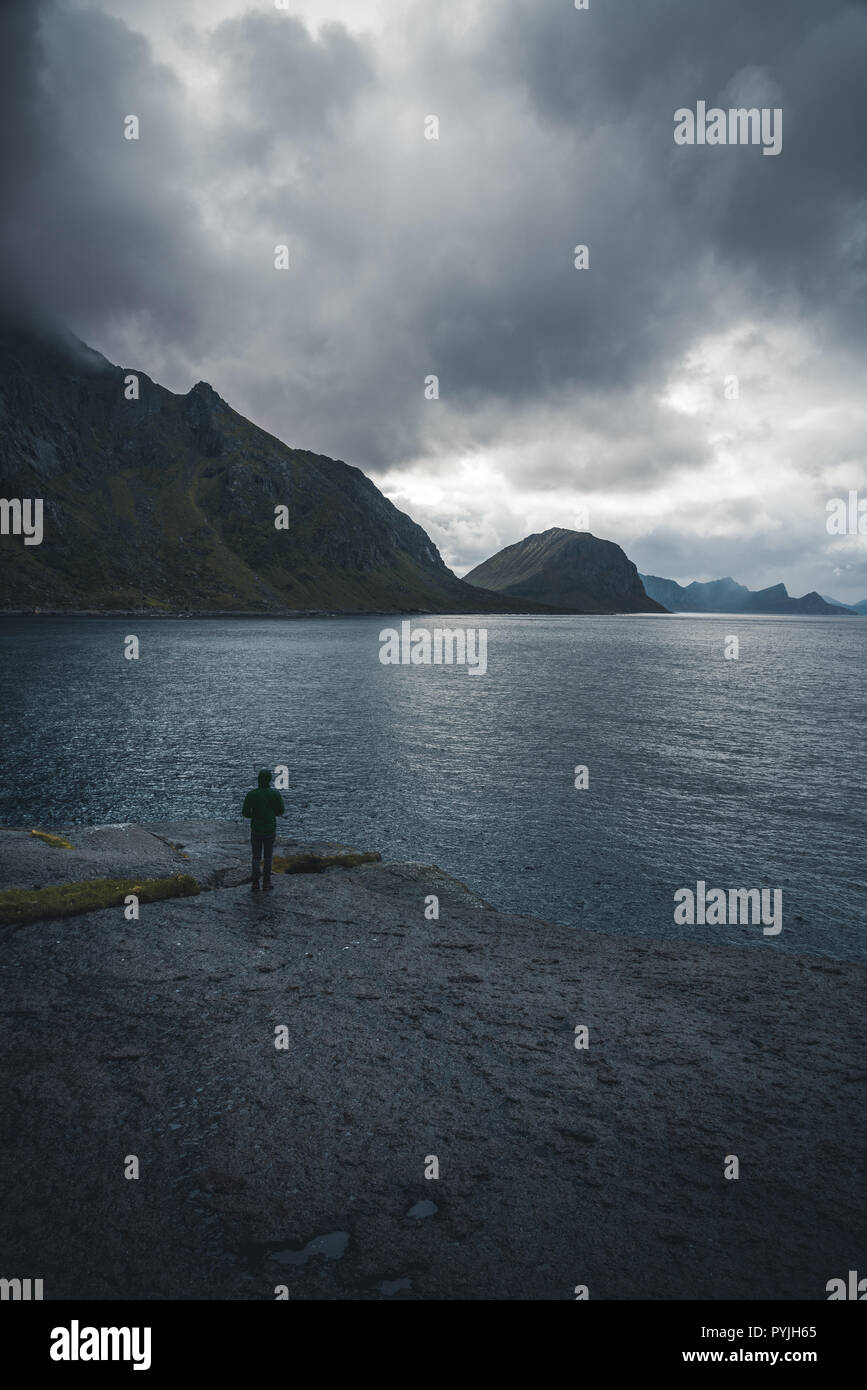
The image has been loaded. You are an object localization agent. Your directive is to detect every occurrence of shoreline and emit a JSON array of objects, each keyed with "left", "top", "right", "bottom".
[
  {"left": 1, "top": 820, "right": 864, "bottom": 1299},
  {"left": 0, "top": 607, "right": 665, "bottom": 619},
  {"left": 1, "top": 607, "right": 858, "bottom": 620}
]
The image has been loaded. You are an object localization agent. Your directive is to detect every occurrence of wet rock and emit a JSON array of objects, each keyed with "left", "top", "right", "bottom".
[
  {"left": 406, "top": 1200, "right": 438, "bottom": 1221},
  {"left": 0, "top": 820, "right": 864, "bottom": 1301}
]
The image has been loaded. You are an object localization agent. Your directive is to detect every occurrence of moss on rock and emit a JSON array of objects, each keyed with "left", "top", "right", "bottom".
[
  {"left": 0, "top": 873, "right": 200, "bottom": 926},
  {"left": 30, "top": 829, "right": 74, "bottom": 849}
]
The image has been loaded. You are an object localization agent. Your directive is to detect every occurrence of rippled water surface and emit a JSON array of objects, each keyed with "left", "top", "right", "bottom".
[{"left": 1, "top": 614, "right": 864, "bottom": 959}]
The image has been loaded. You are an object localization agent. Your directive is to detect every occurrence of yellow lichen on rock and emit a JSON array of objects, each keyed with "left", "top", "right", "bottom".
[
  {"left": 0, "top": 873, "right": 200, "bottom": 925},
  {"left": 30, "top": 829, "right": 74, "bottom": 849}
]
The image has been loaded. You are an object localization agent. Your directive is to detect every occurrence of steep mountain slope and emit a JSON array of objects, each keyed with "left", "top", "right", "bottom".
[
  {"left": 820, "top": 594, "right": 858, "bottom": 613},
  {"left": 641, "top": 573, "right": 856, "bottom": 616},
  {"left": 465, "top": 528, "right": 666, "bottom": 613},
  {"left": 0, "top": 315, "right": 536, "bottom": 614}
]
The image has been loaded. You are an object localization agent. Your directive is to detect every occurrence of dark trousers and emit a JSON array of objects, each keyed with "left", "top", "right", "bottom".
[{"left": 251, "top": 831, "right": 275, "bottom": 885}]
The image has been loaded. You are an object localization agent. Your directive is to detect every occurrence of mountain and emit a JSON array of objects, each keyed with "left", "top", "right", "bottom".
[
  {"left": 640, "top": 573, "right": 856, "bottom": 616},
  {"left": 640, "top": 575, "right": 750, "bottom": 613},
  {"left": 464, "top": 528, "right": 666, "bottom": 613},
  {"left": 0, "top": 315, "right": 544, "bottom": 615},
  {"left": 820, "top": 594, "right": 861, "bottom": 614}
]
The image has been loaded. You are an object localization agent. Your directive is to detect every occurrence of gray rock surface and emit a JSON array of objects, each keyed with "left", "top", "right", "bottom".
[
  {"left": 1, "top": 822, "right": 864, "bottom": 1300},
  {"left": 0, "top": 821, "right": 377, "bottom": 891}
]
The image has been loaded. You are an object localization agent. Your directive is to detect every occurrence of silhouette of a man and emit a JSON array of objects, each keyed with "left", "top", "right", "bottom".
[{"left": 242, "top": 769, "right": 285, "bottom": 892}]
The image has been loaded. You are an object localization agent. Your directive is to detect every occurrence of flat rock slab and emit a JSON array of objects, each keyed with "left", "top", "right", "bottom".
[
  {"left": 0, "top": 824, "right": 184, "bottom": 891},
  {"left": 0, "top": 822, "right": 865, "bottom": 1301},
  {"left": 0, "top": 821, "right": 376, "bottom": 893}
]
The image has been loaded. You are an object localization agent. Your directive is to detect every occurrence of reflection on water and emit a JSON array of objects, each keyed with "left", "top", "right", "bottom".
[{"left": 0, "top": 613, "right": 864, "bottom": 960}]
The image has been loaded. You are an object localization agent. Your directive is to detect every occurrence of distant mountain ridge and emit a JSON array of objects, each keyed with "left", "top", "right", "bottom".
[
  {"left": 820, "top": 594, "right": 867, "bottom": 615},
  {"left": 465, "top": 528, "right": 666, "bottom": 613},
  {"left": 0, "top": 314, "right": 548, "bottom": 614},
  {"left": 640, "top": 573, "right": 858, "bottom": 616}
]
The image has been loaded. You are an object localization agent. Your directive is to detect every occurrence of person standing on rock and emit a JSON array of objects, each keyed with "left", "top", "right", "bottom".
[{"left": 242, "top": 769, "right": 285, "bottom": 893}]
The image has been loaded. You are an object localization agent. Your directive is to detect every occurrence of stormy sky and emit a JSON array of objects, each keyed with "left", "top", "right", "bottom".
[{"left": 2, "top": 0, "right": 866, "bottom": 599}]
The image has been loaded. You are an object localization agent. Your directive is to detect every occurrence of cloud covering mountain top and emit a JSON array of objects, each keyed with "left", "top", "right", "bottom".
[{"left": 1, "top": 0, "right": 865, "bottom": 599}]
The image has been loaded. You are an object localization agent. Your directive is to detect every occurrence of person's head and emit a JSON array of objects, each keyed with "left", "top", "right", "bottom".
[{"left": 257, "top": 768, "right": 272, "bottom": 788}]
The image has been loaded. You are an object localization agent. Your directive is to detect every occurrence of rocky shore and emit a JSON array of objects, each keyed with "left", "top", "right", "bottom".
[{"left": 1, "top": 822, "right": 864, "bottom": 1300}]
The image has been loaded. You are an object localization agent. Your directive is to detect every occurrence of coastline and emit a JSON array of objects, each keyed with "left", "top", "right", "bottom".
[
  {"left": 1, "top": 821, "right": 864, "bottom": 1299},
  {"left": 0, "top": 607, "right": 650, "bottom": 619},
  {"left": 1, "top": 608, "right": 857, "bottom": 620}
]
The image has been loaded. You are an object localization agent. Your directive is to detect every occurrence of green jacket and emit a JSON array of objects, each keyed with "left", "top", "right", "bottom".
[{"left": 242, "top": 784, "right": 285, "bottom": 836}]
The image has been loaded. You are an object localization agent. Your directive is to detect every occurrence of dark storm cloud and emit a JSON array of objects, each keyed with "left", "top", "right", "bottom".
[
  {"left": 0, "top": 0, "right": 864, "bottom": 591},
  {"left": 0, "top": 1, "right": 376, "bottom": 342},
  {"left": 0, "top": 0, "right": 213, "bottom": 345},
  {"left": 208, "top": 11, "right": 374, "bottom": 148},
  {"left": 482, "top": 0, "right": 867, "bottom": 338}
]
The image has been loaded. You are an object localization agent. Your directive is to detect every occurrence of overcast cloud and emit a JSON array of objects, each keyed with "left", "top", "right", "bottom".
[{"left": 1, "top": 0, "right": 865, "bottom": 598}]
